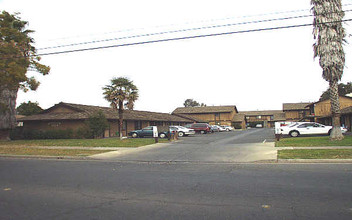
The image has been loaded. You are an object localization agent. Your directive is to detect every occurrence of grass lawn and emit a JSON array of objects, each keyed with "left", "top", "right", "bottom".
[
  {"left": 276, "top": 135, "right": 352, "bottom": 147},
  {"left": 0, "top": 147, "right": 112, "bottom": 157},
  {"left": 278, "top": 149, "right": 352, "bottom": 159},
  {"left": 0, "top": 138, "right": 168, "bottom": 148}
]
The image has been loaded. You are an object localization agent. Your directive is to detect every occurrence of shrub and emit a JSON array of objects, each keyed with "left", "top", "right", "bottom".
[
  {"left": 10, "top": 128, "right": 74, "bottom": 140},
  {"left": 86, "top": 110, "right": 109, "bottom": 138}
]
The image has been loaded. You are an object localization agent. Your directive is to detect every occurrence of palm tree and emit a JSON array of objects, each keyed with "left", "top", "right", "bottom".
[
  {"left": 312, "top": 0, "right": 346, "bottom": 140},
  {"left": 103, "top": 77, "right": 139, "bottom": 139}
]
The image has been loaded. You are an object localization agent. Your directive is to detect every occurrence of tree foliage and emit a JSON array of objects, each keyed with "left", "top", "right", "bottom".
[
  {"left": 319, "top": 82, "right": 352, "bottom": 101},
  {"left": 183, "top": 99, "right": 206, "bottom": 107},
  {"left": 16, "top": 101, "right": 43, "bottom": 116},
  {"left": 86, "top": 110, "right": 109, "bottom": 139},
  {"left": 0, "top": 11, "right": 50, "bottom": 90}
]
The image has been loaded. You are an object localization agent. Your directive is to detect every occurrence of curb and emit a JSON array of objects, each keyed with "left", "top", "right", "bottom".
[
  {"left": 278, "top": 159, "right": 352, "bottom": 163},
  {"left": 0, "top": 154, "right": 92, "bottom": 161}
]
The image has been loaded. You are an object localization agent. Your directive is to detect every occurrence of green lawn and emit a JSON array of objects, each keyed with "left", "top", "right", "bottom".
[
  {"left": 276, "top": 135, "right": 352, "bottom": 147},
  {"left": 278, "top": 149, "right": 352, "bottom": 159},
  {"left": 0, "top": 138, "right": 168, "bottom": 148},
  {"left": 0, "top": 147, "right": 112, "bottom": 157}
]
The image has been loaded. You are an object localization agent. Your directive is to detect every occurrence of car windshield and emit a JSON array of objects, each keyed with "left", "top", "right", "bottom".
[{"left": 289, "top": 123, "right": 299, "bottom": 127}]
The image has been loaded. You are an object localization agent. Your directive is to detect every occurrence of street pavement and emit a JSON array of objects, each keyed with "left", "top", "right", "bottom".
[
  {"left": 1, "top": 129, "right": 352, "bottom": 219},
  {"left": 1, "top": 158, "right": 352, "bottom": 220},
  {"left": 90, "top": 128, "right": 278, "bottom": 163}
]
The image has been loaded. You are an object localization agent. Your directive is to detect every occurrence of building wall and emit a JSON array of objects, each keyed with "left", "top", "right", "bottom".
[
  {"left": 314, "top": 97, "right": 352, "bottom": 117},
  {"left": 284, "top": 110, "right": 310, "bottom": 121},
  {"left": 23, "top": 120, "right": 86, "bottom": 131},
  {"left": 183, "top": 112, "right": 236, "bottom": 125}
]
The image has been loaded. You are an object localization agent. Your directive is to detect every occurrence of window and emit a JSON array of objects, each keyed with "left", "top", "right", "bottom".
[
  {"left": 256, "top": 116, "right": 262, "bottom": 119},
  {"left": 135, "top": 121, "right": 142, "bottom": 130}
]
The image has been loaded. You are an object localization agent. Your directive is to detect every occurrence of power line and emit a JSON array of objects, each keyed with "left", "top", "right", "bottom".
[
  {"left": 35, "top": 19, "right": 352, "bottom": 57},
  {"left": 42, "top": 3, "right": 352, "bottom": 43},
  {"left": 37, "top": 9, "right": 352, "bottom": 52}
]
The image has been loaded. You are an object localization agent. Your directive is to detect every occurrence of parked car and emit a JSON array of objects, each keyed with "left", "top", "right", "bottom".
[
  {"left": 169, "top": 126, "right": 195, "bottom": 137},
  {"left": 211, "top": 125, "right": 221, "bottom": 132},
  {"left": 128, "top": 126, "right": 169, "bottom": 138},
  {"left": 280, "top": 122, "right": 347, "bottom": 137},
  {"left": 185, "top": 123, "right": 212, "bottom": 134},
  {"left": 220, "top": 125, "right": 234, "bottom": 131}
]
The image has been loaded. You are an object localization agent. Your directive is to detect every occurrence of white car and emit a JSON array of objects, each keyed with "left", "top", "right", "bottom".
[
  {"left": 169, "top": 126, "right": 195, "bottom": 137},
  {"left": 280, "top": 122, "right": 347, "bottom": 137},
  {"left": 221, "top": 125, "right": 234, "bottom": 131},
  {"left": 212, "top": 125, "right": 226, "bottom": 132}
]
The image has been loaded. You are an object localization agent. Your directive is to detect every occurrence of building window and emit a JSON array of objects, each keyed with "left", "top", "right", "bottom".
[
  {"left": 135, "top": 121, "right": 142, "bottom": 130},
  {"left": 48, "top": 122, "right": 61, "bottom": 127},
  {"left": 150, "top": 121, "right": 163, "bottom": 126}
]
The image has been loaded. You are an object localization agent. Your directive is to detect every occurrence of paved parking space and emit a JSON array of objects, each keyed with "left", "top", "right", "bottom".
[{"left": 91, "top": 128, "right": 277, "bottom": 163}]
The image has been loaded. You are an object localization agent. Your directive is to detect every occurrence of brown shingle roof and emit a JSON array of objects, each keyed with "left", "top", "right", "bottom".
[
  {"left": 232, "top": 113, "right": 245, "bottom": 122},
  {"left": 283, "top": 103, "right": 311, "bottom": 111},
  {"left": 341, "top": 106, "right": 352, "bottom": 114},
  {"left": 240, "top": 110, "right": 284, "bottom": 116},
  {"left": 172, "top": 106, "right": 238, "bottom": 114},
  {"left": 19, "top": 102, "right": 192, "bottom": 123}
]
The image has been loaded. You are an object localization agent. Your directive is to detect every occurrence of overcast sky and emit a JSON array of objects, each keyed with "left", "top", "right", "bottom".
[{"left": 2, "top": 0, "right": 352, "bottom": 113}]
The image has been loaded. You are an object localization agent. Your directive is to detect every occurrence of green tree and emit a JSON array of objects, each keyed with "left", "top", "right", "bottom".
[
  {"left": 16, "top": 101, "right": 43, "bottom": 116},
  {"left": 0, "top": 11, "right": 50, "bottom": 140},
  {"left": 312, "top": 0, "right": 345, "bottom": 141},
  {"left": 103, "top": 77, "right": 138, "bottom": 139},
  {"left": 86, "top": 110, "right": 109, "bottom": 139},
  {"left": 183, "top": 99, "right": 206, "bottom": 107},
  {"left": 319, "top": 82, "right": 352, "bottom": 101}
]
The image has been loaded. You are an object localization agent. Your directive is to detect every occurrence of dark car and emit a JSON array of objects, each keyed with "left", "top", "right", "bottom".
[
  {"left": 128, "top": 126, "right": 170, "bottom": 138},
  {"left": 185, "top": 123, "right": 212, "bottom": 134}
]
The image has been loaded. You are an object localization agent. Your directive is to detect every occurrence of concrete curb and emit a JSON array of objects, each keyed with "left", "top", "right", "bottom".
[{"left": 278, "top": 159, "right": 352, "bottom": 163}]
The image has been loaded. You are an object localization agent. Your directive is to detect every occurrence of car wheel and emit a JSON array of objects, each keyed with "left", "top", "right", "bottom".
[
  {"left": 178, "top": 132, "right": 184, "bottom": 137},
  {"left": 328, "top": 129, "right": 332, "bottom": 135},
  {"left": 289, "top": 130, "right": 300, "bottom": 137},
  {"left": 159, "top": 133, "right": 166, "bottom": 138},
  {"left": 131, "top": 133, "right": 138, "bottom": 138}
]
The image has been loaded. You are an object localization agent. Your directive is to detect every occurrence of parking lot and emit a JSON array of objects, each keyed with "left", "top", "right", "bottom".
[{"left": 106, "top": 128, "right": 277, "bottom": 163}]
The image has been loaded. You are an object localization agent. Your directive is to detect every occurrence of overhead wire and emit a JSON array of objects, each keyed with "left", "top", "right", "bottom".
[
  {"left": 1, "top": 8, "right": 352, "bottom": 60},
  {"left": 35, "top": 18, "right": 352, "bottom": 57},
  {"left": 43, "top": 2, "right": 352, "bottom": 44},
  {"left": 37, "top": 8, "right": 352, "bottom": 52}
]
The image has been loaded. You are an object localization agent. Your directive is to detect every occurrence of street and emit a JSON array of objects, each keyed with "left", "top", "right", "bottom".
[{"left": 1, "top": 129, "right": 352, "bottom": 219}]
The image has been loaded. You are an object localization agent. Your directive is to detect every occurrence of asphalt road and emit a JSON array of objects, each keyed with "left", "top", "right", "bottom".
[
  {"left": 1, "top": 129, "right": 352, "bottom": 219},
  {"left": 94, "top": 128, "right": 277, "bottom": 162},
  {"left": 0, "top": 158, "right": 352, "bottom": 220}
]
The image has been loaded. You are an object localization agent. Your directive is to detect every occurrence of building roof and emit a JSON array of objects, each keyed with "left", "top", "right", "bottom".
[
  {"left": 306, "top": 96, "right": 352, "bottom": 107},
  {"left": 239, "top": 110, "right": 285, "bottom": 121},
  {"left": 172, "top": 105, "right": 238, "bottom": 114},
  {"left": 283, "top": 102, "right": 311, "bottom": 111},
  {"left": 239, "top": 110, "right": 284, "bottom": 116},
  {"left": 232, "top": 113, "right": 245, "bottom": 122},
  {"left": 19, "top": 102, "right": 193, "bottom": 123},
  {"left": 341, "top": 106, "right": 352, "bottom": 114}
]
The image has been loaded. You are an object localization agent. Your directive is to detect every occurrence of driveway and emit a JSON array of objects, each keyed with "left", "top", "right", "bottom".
[{"left": 91, "top": 128, "right": 277, "bottom": 163}]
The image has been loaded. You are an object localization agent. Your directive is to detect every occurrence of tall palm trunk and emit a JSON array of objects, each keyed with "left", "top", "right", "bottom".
[
  {"left": 312, "top": 0, "right": 345, "bottom": 141},
  {"left": 118, "top": 100, "right": 123, "bottom": 140},
  {"left": 0, "top": 86, "right": 18, "bottom": 140},
  {"left": 329, "top": 79, "right": 343, "bottom": 140}
]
